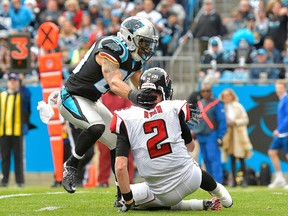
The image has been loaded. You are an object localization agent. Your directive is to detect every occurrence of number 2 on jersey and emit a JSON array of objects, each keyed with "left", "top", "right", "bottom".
[{"left": 143, "top": 119, "right": 172, "bottom": 159}]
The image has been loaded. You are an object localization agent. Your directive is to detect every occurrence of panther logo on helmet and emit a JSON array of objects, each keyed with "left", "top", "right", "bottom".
[
  {"left": 123, "top": 19, "right": 144, "bottom": 34},
  {"left": 117, "top": 16, "right": 158, "bottom": 62}
]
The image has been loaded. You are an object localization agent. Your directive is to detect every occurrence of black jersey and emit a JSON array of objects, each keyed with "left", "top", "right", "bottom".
[{"left": 64, "top": 36, "right": 142, "bottom": 101}]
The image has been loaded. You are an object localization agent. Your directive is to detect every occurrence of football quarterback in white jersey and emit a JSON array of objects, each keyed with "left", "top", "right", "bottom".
[{"left": 111, "top": 67, "right": 233, "bottom": 212}]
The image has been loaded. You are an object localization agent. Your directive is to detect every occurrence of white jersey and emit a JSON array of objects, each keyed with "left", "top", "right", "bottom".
[{"left": 112, "top": 100, "right": 198, "bottom": 194}]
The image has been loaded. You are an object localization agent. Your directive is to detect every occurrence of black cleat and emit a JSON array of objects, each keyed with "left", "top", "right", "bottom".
[
  {"left": 114, "top": 195, "right": 124, "bottom": 207},
  {"left": 62, "top": 162, "right": 78, "bottom": 194}
]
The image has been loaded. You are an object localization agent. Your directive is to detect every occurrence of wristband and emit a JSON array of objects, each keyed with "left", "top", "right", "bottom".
[{"left": 122, "top": 191, "right": 133, "bottom": 201}]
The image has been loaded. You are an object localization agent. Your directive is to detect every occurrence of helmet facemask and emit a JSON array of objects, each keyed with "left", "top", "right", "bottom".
[{"left": 132, "top": 35, "right": 158, "bottom": 61}]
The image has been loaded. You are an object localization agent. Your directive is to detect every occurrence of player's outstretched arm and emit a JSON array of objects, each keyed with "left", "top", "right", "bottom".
[
  {"left": 115, "top": 156, "right": 135, "bottom": 212},
  {"left": 98, "top": 56, "right": 156, "bottom": 107},
  {"left": 100, "top": 57, "right": 131, "bottom": 100},
  {"left": 115, "top": 156, "right": 130, "bottom": 195}
]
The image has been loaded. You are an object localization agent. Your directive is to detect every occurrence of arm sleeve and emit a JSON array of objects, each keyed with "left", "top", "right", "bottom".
[
  {"left": 179, "top": 110, "right": 193, "bottom": 144},
  {"left": 116, "top": 122, "right": 131, "bottom": 158}
]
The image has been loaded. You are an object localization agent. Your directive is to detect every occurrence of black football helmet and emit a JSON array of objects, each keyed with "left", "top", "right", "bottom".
[{"left": 139, "top": 67, "right": 173, "bottom": 100}]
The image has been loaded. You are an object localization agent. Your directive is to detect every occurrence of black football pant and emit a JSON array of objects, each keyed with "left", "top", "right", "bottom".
[{"left": 0, "top": 136, "right": 24, "bottom": 185}]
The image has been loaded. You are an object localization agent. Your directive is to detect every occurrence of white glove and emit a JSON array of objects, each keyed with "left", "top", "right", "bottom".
[
  {"left": 37, "top": 101, "right": 55, "bottom": 124},
  {"left": 48, "top": 91, "right": 60, "bottom": 106}
]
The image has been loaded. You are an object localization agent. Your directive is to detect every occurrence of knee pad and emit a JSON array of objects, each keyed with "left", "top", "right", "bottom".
[{"left": 130, "top": 183, "right": 155, "bottom": 205}]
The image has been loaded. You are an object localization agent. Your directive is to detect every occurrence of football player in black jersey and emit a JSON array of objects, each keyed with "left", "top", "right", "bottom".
[{"left": 54, "top": 16, "right": 159, "bottom": 200}]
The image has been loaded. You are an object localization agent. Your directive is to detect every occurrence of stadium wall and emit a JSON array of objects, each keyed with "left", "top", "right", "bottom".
[{"left": 2, "top": 84, "right": 287, "bottom": 174}]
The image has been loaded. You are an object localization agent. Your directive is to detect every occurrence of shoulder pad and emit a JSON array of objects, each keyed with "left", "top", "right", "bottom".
[
  {"left": 98, "top": 37, "right": 129, "bottom": 62},
  {"left": 163, "top": 100, "right": 187, "bottom": 109},
  {"left": 174, "top": 100, "right": 190, "bottom": 121},
  {"left": 159, "top": 100, "right": 187, "bottom": 112},
  {"left": 102, "top": 39, "right": 123, "bottom": 54}
]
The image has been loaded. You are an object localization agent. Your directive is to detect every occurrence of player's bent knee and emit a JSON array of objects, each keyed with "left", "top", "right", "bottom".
[
  {"left": 87, "top": 124, "right": 105, "bottom": 138},
  {"left": 130, "top": 183, "right": 154, "bottom": 205}
]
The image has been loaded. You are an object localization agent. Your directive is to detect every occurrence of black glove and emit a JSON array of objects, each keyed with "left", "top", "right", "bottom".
[
  {"left": 217, "top": 138, "right": 223, "bottom": 147},
  {"left": 118, "top": 200, "right": 135, "bottom": 213},
  {"left": 128, "top": 89, "right": 157, "bottom": 109}
]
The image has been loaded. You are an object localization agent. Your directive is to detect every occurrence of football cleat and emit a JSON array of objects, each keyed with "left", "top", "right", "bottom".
[
  {"left": 268, "top": 177, "right": 286, "bottom": 188},
  {"left": 62, "top": 162, "right": 78, "bottom": 194},
  {"left": 114, "top": 198, "right": 124, "bottom": 207},
  {"left": 203, "top": 197, "right": 221, "bottom": 211},
  {"left": 210, "top": 183, "right": 233, "bottom": 208}
]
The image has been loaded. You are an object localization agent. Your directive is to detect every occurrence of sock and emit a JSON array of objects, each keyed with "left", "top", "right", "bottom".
[
  {"left": 75, "top": 125, "right": 105, "bottom": 156},
  {"left": 110, "top": 149, "right": 116, "bottom": 175},
  {"left": 200, "top": 169, "right": 217, "bottom": 191},
  {"left": 66, "top": 154, "right": 81, "bottom": 168},
  {"left": 66, "top": 125, "right": 104, "bottom": 168},
  {"left": 275, "top": 171, "right": 283, "bottom": 179},
  {"left": 210, "top": 183, "right": 221, "bottom": 196},
  {"left": 171, "top": 199, "right": 204, "bottom": 210},
  {"left": 116, "top": 185, "right": 122, "bottom": 199}
]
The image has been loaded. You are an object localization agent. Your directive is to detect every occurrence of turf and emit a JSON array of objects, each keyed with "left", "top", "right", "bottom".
[{"left": 0, "top": 186, "right": 287, "bottom": 216}]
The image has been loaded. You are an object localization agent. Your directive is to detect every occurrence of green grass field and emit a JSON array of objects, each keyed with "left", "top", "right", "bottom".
[{"left": 0, "top": 186, "right": 287, "bottom": 216}]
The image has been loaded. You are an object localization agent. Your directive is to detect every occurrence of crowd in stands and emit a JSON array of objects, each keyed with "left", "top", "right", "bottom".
[
  {"left": 0, "top": 0, "right": 288, "bottom": 83},
  {"left": 194, "top": 0, "right": 288, "bottom": 82},
  {"left": 0, "top": 0, "right": 201, "bottom": 81}
]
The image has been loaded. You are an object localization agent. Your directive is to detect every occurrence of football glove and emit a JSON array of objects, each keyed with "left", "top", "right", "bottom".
[
  {"left": 117, "top": 200, "right": 135, "bottom": 213},
  {"left": 128, "top": 89, "right": 157, "bottom": 110},
  {"left": 48, "top": 90, "right": 59, "bottom": 105},
  {"left": 187, "top": 104, "right": 202, "bottom": 126},
  {"left": 37, "top": 101, "right": 55, "bottom": 124}
]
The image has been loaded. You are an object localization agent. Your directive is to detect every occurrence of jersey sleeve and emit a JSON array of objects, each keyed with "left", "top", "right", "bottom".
[
  {"left": 116, "top": 122, "right": 131, "bottom": 157},
  {"left": 174, "top": 100, "right": 190, "bottom": 122},
  {"left": 97, "top": 37, "right": 129, "bottom": 64},
  {"left": 110, "top": 112, "right": 130, "bottom": 157},
  {"left": 110, "top": 112, "right": 123, "bottom": 134},
  {"left": 179, "top": 110, "right": 193, "bottom": 144}
]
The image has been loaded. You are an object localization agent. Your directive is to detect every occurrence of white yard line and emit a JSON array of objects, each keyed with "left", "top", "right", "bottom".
[
  {"left": 35, "top": 206, "right": 61, "bottom": 211},
  {"left": 0, "top": 193, "right": 32, "bottom": 199},
  {"left": 0, "top": 190, "right": 106, "bottom": 200}
]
